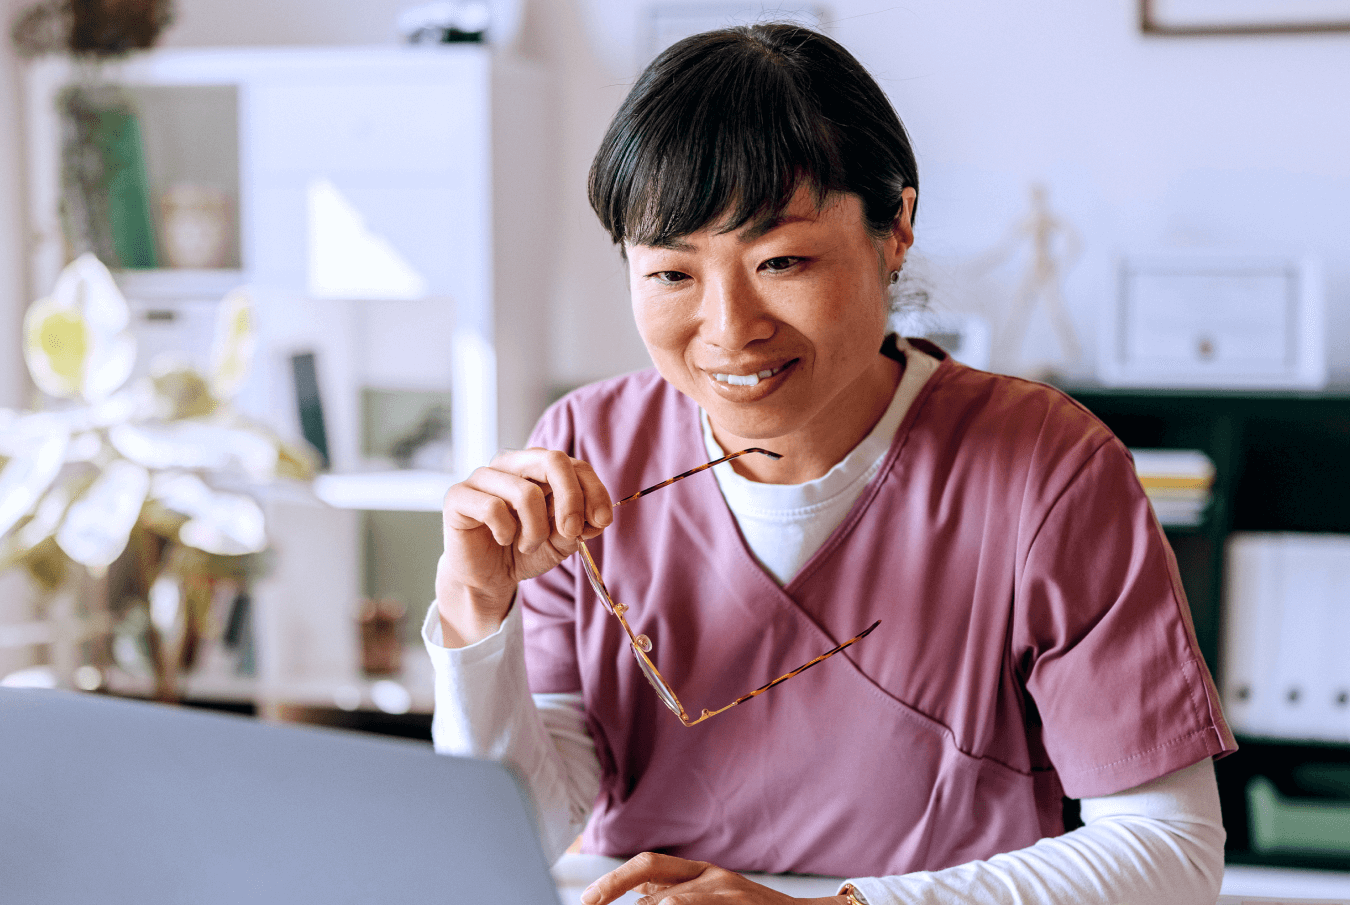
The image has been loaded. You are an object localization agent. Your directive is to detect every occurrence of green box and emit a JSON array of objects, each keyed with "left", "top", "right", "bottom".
[{"left": 1248, "top": 771, "right": 1350, "bottom": 856}]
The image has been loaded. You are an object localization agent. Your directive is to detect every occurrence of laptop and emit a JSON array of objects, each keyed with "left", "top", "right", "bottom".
[{"left": 0, "top": 687, "right": 561, "bottom": 904}]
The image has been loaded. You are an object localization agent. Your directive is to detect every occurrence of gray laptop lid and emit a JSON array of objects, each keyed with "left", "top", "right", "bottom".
[{"left": 0, "top": 688, "right": 560, "bottom": 904}]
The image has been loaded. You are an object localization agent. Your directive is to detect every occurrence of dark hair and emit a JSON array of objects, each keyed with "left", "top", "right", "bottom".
[{"left": 588, "top": 23, "right": 919, "bottom": 248}]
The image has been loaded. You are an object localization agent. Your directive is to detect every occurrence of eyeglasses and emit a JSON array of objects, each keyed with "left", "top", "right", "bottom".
[{"left": 577, "top": 448, "right": 881, "bottom": 727}]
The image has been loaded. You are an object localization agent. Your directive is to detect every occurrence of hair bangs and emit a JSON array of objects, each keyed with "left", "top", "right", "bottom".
[{"left": 592, "top": 28, "right": 851, "bottom": 247}]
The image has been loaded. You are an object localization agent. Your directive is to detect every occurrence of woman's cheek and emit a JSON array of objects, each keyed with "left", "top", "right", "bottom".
[{"left": 632, "top": 294, "right": 693, "bottom": 358}]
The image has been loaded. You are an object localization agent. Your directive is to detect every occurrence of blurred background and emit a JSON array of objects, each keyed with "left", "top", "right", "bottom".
[
  {"left": 0, "top": 0, "right": 1348, "bottom": 883},
  {"left": 2, "top": 0, "right": 1349, "bottom": 414}
]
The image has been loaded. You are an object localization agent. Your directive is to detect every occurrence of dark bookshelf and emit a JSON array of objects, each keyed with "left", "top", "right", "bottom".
[{"left": 1063, "top": 383, "right": 1350, "bottom": 870}]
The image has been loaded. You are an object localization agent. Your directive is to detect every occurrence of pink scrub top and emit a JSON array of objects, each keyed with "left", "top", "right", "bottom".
[{"left": 520, "top": 339, "right": 1236, "bottom": 879}]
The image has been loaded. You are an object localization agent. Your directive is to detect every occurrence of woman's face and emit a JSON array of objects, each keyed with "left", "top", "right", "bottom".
[{"left": 627, "top": 186, "right": 915, "bottom": 481}]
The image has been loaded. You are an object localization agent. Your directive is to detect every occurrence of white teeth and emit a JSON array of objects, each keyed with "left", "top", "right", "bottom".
[{"left": 712, "top": 365, "right": 785, "bottom": 386}]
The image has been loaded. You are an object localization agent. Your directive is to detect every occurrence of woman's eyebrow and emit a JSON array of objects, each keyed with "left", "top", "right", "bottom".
[
  {"left": 636, "top": 211, "right": 818, "bottom": 252},
  {"left": 650, "top": 236, "right": 697, "bottom": 251},
  {"left": 738, "top": 213, "right": 816, "bottom": 243}
]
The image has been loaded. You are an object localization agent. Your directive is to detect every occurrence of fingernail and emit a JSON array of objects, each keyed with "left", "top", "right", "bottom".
[
  {"left": 565, "top": 515, "right": 582, "bottom": 537},
  {"left": 580, "top": 885, "right": 600, "bottom": 905},
  {"left": 593, "top": 506, "right": 612, "bottom": 526}
]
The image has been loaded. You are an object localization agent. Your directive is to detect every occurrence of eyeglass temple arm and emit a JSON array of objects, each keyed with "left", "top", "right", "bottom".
[
  {"left": 613, "top": 448, "right": 782, "bottom": 508},
  {"left": 676, "top": 619, "right": 882, "bottom": 727}
]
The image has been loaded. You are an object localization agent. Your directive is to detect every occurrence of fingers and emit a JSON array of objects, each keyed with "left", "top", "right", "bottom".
[
  {"left": 580, "top": 853, "right": 710, "bottom": 905},
  {"left": 443, "top": 449, "right": 614, "bottom": 554},
  {"left": 444, "top": 466, "right": 550, "bottom": 552},
  {"left": 499, "top": 448, "right": 614, "bottom": 546},
  {"left": 513, "top": 448, "right": 615, "bottom": 538}
]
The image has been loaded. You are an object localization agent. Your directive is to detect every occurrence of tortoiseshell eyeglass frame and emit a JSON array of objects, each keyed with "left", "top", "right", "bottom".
[{"left": 577, "top": 448, "right": 882, "bottom": 727}]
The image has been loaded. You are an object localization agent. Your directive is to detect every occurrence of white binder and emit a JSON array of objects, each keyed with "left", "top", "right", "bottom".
[{"left": 1222, "top": 532, "right": 1350, "bottom": 742}]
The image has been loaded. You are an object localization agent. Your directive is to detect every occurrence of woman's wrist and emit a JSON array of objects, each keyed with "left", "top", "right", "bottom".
[
  {"left": 839, "top": 883, "right": 866, "bottom": 905},
  {"left": 436, "top": 582, "right": 515, "bottom": 648}
]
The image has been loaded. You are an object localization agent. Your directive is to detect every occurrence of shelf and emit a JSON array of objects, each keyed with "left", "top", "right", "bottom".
[
  {"left": 312, "top": 469, "right": 457, "bottom": 511},
  {"left": 99, "top": 642, "right": 435, "bottom": 716},
  {"left": 1060, "top": 382, "right": 1350, "bottom": 402},
  {"left": 0, "top": 621, "right": 53, "bottom": 650},
  {"left": 113, "top": 268, "right": 247, "bottom": 300},
  {"left": 1159, "top": 519, "right": 1212, "bottom": 534},
  {"left": 1066, "top": 387, "right": 1350, "bottom": 871},
  {"left": 1218, "top": 737, "right": 1350, "bottom": 872}
]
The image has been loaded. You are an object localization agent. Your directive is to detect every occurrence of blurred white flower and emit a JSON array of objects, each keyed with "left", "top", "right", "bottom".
[
  {"left": 110, "top": 421, "right": 279, "bottom": 480},
  {"left": 210, "top": 287, "right": 256, "bottom": 401},
  {"left": 0, "top": 415, "right": 70, "bottom": 539},
  {"left": 55, "top": 458, "right": 150, "bottom": 570},
  {"left": 152, "top": 471, "right": 267, "bottom": 556},
  {"left": 2, "top": 254, "right": 311, "bottom": 584},
  {"left": 22, "top": 254, "right": 136, "bottom": 403}
]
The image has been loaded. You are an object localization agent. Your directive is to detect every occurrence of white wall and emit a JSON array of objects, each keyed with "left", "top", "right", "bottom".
[
  {"left": 848, "top": 0, "right": 1350, "bottom": 380},
  {"left": 560, "top": 0, "right": 1350, "bottom": 384},
  {"left": 5, "top": 0, "right": 1349, "bottom": 395},
  {"left": 0, "top": 0, "right": 30, "bottom": 409},
  {"left": 0, "top": 0, "right": 32, "bottom": 677}
]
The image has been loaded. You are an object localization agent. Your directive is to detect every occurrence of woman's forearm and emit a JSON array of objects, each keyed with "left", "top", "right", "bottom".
[
  {"left": 423, "top": 601, "right": 600, "bottom": 861},
  {"left": 846, "top": 759, "right": 1225, "bottom": 905}
]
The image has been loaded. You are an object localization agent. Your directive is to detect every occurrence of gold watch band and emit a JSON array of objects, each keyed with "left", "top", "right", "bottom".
[{"left": 841, "top": 883, "right": 866, "bottom": 905}]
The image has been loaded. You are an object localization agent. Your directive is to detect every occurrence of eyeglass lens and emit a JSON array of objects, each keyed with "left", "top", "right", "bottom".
[{"left": 579, "top": 541, "right": 684, "bottom": 716}]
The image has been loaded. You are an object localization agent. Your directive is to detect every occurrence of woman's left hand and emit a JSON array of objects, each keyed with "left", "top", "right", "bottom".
[{"left": 580, "top": 852, "right": 845, "bottom": 904}]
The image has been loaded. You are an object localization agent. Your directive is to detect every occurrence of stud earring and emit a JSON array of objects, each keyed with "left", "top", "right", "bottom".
[{"left": 889, "top": 269, "right": 901, "bottom": 285}]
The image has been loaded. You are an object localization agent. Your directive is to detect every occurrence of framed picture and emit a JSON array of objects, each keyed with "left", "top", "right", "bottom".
[
  {"left": 1141, "top": 0, "right": 1350, "bottom": 35},
  {"left": 1097, "top": 251, "right": 1326, "bottom": 390}
]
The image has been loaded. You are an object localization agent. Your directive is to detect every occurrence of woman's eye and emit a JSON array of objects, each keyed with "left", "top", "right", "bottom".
[
  {"left": 761, "top": 256, "right": 801, "bottom": 273},
  {"left": 650, "top": 271, "right": 690, "bottom": 285}
]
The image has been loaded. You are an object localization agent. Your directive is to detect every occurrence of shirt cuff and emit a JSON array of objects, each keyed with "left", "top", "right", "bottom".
[{"left": 421, "top": 596, "right": 515, "bottom": 659}]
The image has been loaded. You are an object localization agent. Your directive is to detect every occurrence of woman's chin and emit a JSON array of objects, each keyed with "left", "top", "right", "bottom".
[{"left": 703, "top": 402, "right": 801, "bottom": 448}]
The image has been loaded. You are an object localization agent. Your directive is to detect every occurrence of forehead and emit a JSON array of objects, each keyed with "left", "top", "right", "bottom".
[{"left": 631, "top": 188, "right": 862, "bottom": 253}]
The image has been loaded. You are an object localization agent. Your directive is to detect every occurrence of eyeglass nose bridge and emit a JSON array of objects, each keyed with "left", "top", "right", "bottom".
[{"left": 612, "top": 602, "right": 654, "bottom": 654}]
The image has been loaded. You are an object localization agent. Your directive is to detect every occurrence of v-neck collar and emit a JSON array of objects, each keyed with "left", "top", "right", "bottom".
[{"left": 679, "top": 335, "right": 957, "bottom": 606}]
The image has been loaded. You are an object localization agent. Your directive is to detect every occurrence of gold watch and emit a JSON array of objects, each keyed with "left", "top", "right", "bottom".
[{"left": 841, "top": 883, "right": 866, "bottom": 905}]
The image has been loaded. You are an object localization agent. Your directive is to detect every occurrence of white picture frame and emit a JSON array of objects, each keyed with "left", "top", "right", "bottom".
[
  {"left": 1098, "top": 251, "right": 1326, "bottom": 390},
  {"left": 1141, "top": 0, "right": 1350, "bottom": 34}
]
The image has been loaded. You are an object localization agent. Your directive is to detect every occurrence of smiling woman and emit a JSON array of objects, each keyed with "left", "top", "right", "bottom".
[
  {"left": 423, "top": 21, "right": 1235, "bottom": 905},
  {"left": 624, "top": 189, "right": 911, "bottom": 483},
  {"left": 586, "top": 26, "right": 919, "bottom": 484}
]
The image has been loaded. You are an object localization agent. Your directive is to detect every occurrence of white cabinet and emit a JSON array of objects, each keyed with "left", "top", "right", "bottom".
[
  {"left": 19, "top": 46, "right": 554, "bottom": 714},
  {"left": 24, "top": 45, "right": 551, "bottom": 469}
]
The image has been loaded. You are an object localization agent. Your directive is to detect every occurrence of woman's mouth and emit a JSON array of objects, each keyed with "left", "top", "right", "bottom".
[{"left": 710, "top": 363, "right": 790, "bottom": 387}]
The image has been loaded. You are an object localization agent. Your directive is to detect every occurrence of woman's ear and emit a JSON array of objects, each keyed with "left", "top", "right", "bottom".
[{"left": 888, "top": 187, "right": 917, "bottom": 270}]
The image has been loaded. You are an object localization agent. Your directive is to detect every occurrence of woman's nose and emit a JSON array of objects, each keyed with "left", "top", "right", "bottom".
[{"left": 700, "top": 274, "right": 774, "bottom": 350}]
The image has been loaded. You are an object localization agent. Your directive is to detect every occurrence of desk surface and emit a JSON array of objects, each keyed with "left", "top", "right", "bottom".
[{"left": 552, "top": 855, "right": 1350, "bottom": 904}]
